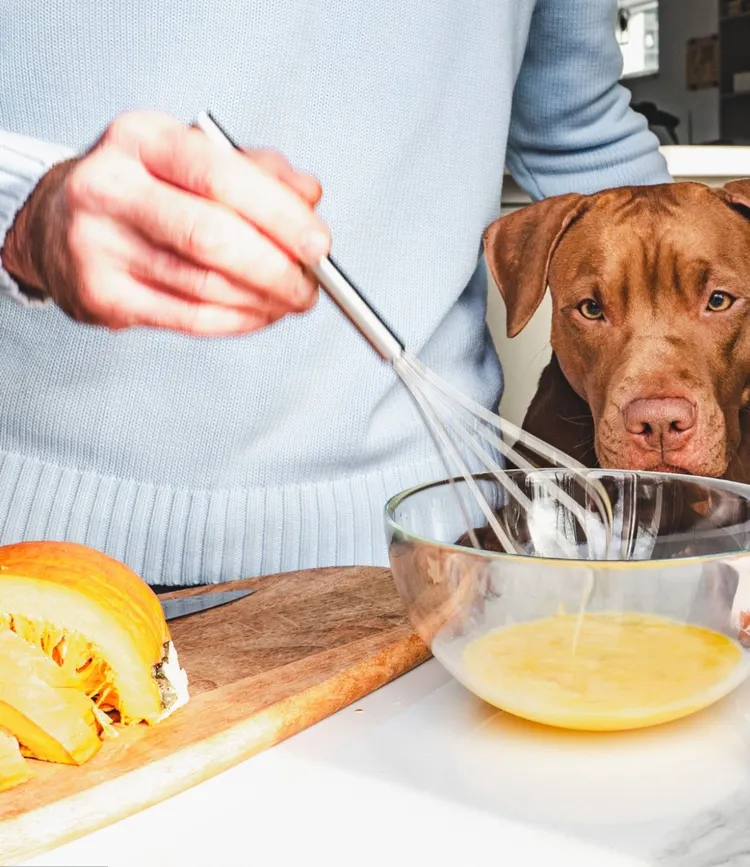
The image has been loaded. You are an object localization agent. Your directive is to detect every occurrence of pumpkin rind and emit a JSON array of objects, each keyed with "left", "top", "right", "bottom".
[{"left": 0, "top": 541, "right": 189, "bottom": 724}]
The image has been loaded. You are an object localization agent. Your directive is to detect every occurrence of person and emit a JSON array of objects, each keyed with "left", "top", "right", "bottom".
[{"left": 0, "top": 0, "right": 670, "bottom": 586}]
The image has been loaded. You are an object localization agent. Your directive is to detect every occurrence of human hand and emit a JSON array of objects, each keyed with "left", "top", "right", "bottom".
[{"left": 1, "top": 111, "right": 331, "bottom": 335}]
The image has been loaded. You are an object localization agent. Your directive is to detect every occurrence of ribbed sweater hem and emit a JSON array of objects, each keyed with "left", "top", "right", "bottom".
[{"left": 0, "top": 448, "right": 453, "bottom": 585}]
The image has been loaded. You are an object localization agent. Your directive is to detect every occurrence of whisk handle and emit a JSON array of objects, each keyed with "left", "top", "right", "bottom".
[
  {"left": 307, "top": 257, "right": 403, "bottom": 361},
  {"left": 194, "top": 111, "right": 404, "bottom": 363}
]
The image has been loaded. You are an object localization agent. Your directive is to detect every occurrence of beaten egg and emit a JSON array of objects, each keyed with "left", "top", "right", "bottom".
[{"left": 462, "top": 612, "right": 746, "bottom": 731}]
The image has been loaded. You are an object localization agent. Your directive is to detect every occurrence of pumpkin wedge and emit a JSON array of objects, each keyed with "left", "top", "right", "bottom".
[
  {"left": 0, "top": 729, "right": 32, "bottom": 792},
  {"left": 0, "top": 541, "right": 188, "bottom": 725},
  {"left": 0, "top": 630, "right": 102, "bottom": 765}
]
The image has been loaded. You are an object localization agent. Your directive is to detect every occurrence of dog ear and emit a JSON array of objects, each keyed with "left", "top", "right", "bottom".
[
  {"left": 719, "top": 178, "right": 750, "bottom": 217},
  {"left": 483, "top": 193, "right": 587, "bottom": 338}
]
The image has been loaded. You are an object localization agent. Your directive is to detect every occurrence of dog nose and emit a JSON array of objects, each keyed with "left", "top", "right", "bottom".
[{"left": 623, "top": 398, "right": 696, "bottom": 450}]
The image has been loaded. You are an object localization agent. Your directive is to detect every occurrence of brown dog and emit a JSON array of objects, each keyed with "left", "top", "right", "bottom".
[{"left": 483, "top": 179, "right": 750, "bottom": 484}]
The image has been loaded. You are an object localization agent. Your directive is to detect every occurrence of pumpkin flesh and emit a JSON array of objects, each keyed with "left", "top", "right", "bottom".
[
  {"left": 0, "top": 613, "right": 119, "bottom": 712},
  {"left": 0, "top": 630, "right": 102, "bottom": 766},
  {"left": 0, "top": 729, "right": 32, "bottom": 792}
]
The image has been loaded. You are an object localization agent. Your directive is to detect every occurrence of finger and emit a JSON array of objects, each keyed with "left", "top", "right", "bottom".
[
  {"left": 183, "top": 117, "right": 319, "bottom": 201},
  {"left": 99, "top": 113, "right": 326, "bottom": 253},
  {"left": 244, "top": 149, "right": 322, "bottom": 205},
  {"left": 80, "top": 271, "right": 283, "bottom": 336},
  {"left": 136, "top": 124, "right": 331, "bottom": 263},
  {"left": 133, "top": 181, "right": 317, "bottom": 307},
  {"left": 128, "top": 280, "right": 282, "bottom": 335},
  {"left": 184, "top": 117, "right": 321, "bottom": 201},
  {"left": 89, "top": 213, "right": 318, "bottom": 314},
  {"left": 129, "top": 240, "right": 318, "bottom": 314},
  {"left": 77, "top": 159, "right": 319, "bottom": 309}
]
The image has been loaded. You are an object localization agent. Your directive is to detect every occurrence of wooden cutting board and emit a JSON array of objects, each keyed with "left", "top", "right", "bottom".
[{"left": 0, "top": 566, "right": 431, "bottom": 865}]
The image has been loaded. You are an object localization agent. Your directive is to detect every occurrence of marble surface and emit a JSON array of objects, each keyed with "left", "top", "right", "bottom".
[
  {"left": 27, "top": 657, "right": 750, "bottom": 867},
  {"left": 658, "top": 794, "right": 750, "bottom": 867},
  {"left": 288, "top": 661, "right": 750, "bottom": 866}
]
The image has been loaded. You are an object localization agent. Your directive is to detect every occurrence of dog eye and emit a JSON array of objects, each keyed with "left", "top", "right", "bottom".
[
  {"left": 707, "top": 291, "right": 735, "bottom": 312},
  {"left": 577, "top": 298, "right": 604, "bottom": 320}
]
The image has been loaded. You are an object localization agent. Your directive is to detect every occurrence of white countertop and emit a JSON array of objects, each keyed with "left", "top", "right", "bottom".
[
  {"left": 659, "top": 145, "right": 750, "bottom": 184},
  {"left": 26, "top": 657, "right": 750, "bottom": 867}
]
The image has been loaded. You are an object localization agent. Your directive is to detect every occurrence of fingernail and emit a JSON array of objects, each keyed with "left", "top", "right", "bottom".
[{"left": 300, "top": 229, "right": 330, "bottom": 261}]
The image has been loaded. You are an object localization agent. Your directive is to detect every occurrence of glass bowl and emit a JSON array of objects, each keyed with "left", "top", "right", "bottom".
[{"left": 385, "top": 469, "right": 750, "bottom": 732}]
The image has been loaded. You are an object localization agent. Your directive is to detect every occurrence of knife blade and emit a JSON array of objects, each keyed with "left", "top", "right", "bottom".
[{"left": 160, "top": 587, "right": 255, "bottom": 620}]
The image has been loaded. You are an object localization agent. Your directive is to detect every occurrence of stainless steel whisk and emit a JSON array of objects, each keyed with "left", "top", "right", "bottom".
[{"left": 195, "top": 110, "right": 614, "bottom": 559}]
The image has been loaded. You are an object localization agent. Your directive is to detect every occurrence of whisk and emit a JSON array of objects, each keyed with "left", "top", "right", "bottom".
[{"left": 195, "top": 110, "right": 614, "bottom": 559}]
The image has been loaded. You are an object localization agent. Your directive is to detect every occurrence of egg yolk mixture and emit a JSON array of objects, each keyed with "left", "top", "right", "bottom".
[{"left": 462, "top": 612, "right": 744, "bottom": 731}]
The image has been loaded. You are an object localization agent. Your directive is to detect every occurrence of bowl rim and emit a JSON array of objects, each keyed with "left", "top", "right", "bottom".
[{"left": 384, "top": 468, "right": 750, "bottom": 569}]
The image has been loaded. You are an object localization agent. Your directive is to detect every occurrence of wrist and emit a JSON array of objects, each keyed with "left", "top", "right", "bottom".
[{"left": 1, "top": 159, "right": 74, "bottom": 296}]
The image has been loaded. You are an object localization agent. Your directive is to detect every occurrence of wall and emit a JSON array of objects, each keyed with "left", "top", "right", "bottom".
[
  {"left": 487, "top": 271, "right": 552, "bottom": 429},
  {"left": 486, "top": 175, "right": 553, "bottom": 428},
  {"left": 623, "top": 0, "right": 719, "bottom": 144}
]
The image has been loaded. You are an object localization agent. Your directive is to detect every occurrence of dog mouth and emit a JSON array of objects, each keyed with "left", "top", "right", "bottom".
[
  {"left": 641, "top": 462, "right": 691, "bottom": 474},
  {"left": 595, "top": 445, "right": 729, "bottom": 478},
  {"left": 597, "top": 453, "right": 729, "bottom": 478}
]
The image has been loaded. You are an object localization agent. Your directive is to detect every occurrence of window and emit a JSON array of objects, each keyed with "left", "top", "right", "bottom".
[{"left": 617, "top": 0, "right": 659, "bottom": 79}]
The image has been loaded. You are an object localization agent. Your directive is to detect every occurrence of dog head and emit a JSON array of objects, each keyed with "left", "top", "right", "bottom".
[{"left": 484, "top": 180, "right": 750, "bottom": 478}]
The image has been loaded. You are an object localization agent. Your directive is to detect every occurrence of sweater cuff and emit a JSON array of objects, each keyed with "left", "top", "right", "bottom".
[{"left": 0, "top": 130, "right": 76, "bottom": 308}]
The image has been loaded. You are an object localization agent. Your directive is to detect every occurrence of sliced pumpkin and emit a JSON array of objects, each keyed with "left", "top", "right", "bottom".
[
  {"left": 0, "top": 729, "right": 33, "bottom": 792},
  {"left": 0, "top": 630, "right": 102, "bottom": 765},
  {"left": 0, "top": 541, "right": 189, "bottom": 725}
]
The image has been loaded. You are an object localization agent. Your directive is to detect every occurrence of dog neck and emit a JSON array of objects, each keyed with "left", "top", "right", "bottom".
[{"left": 520, "top": 353, "right": 598, "bottom": 468}]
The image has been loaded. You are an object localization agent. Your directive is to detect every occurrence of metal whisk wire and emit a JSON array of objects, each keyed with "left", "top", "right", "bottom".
[
  {"left": 395, "top": 353, "right": 613, "bottom": 558},
  {"left": 195, "top": 110, "right": 615, "bottom": 559}
]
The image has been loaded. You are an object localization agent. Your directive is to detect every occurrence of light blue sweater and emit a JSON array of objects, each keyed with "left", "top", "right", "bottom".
[{"left": 0, "top": 0, "right": 670, "bottom": 585}]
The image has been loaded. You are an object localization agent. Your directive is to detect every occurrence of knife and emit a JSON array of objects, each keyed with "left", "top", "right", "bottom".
[{"left": 160, "top": 587, "right": 255, "bottom": 620}]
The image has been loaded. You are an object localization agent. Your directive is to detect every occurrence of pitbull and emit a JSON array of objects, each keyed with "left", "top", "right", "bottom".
[{"left": 483, "top": 179, "right": 750, "bottom": 483}]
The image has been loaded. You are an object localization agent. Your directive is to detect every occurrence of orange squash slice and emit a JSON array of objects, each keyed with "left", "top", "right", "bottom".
[
  {"left": 0, "top": 541, "right": 188, "bottom": 726},
  {"left": 0, "top": 630, "right": 102, "bottom": 765},
  {"left": 0, "top": 729, "right": 32, "bottom": 792}
]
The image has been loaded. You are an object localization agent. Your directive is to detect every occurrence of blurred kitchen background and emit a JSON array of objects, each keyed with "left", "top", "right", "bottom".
[{"left": 490, "top": 0, "right": 750, "bottom": 426}]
